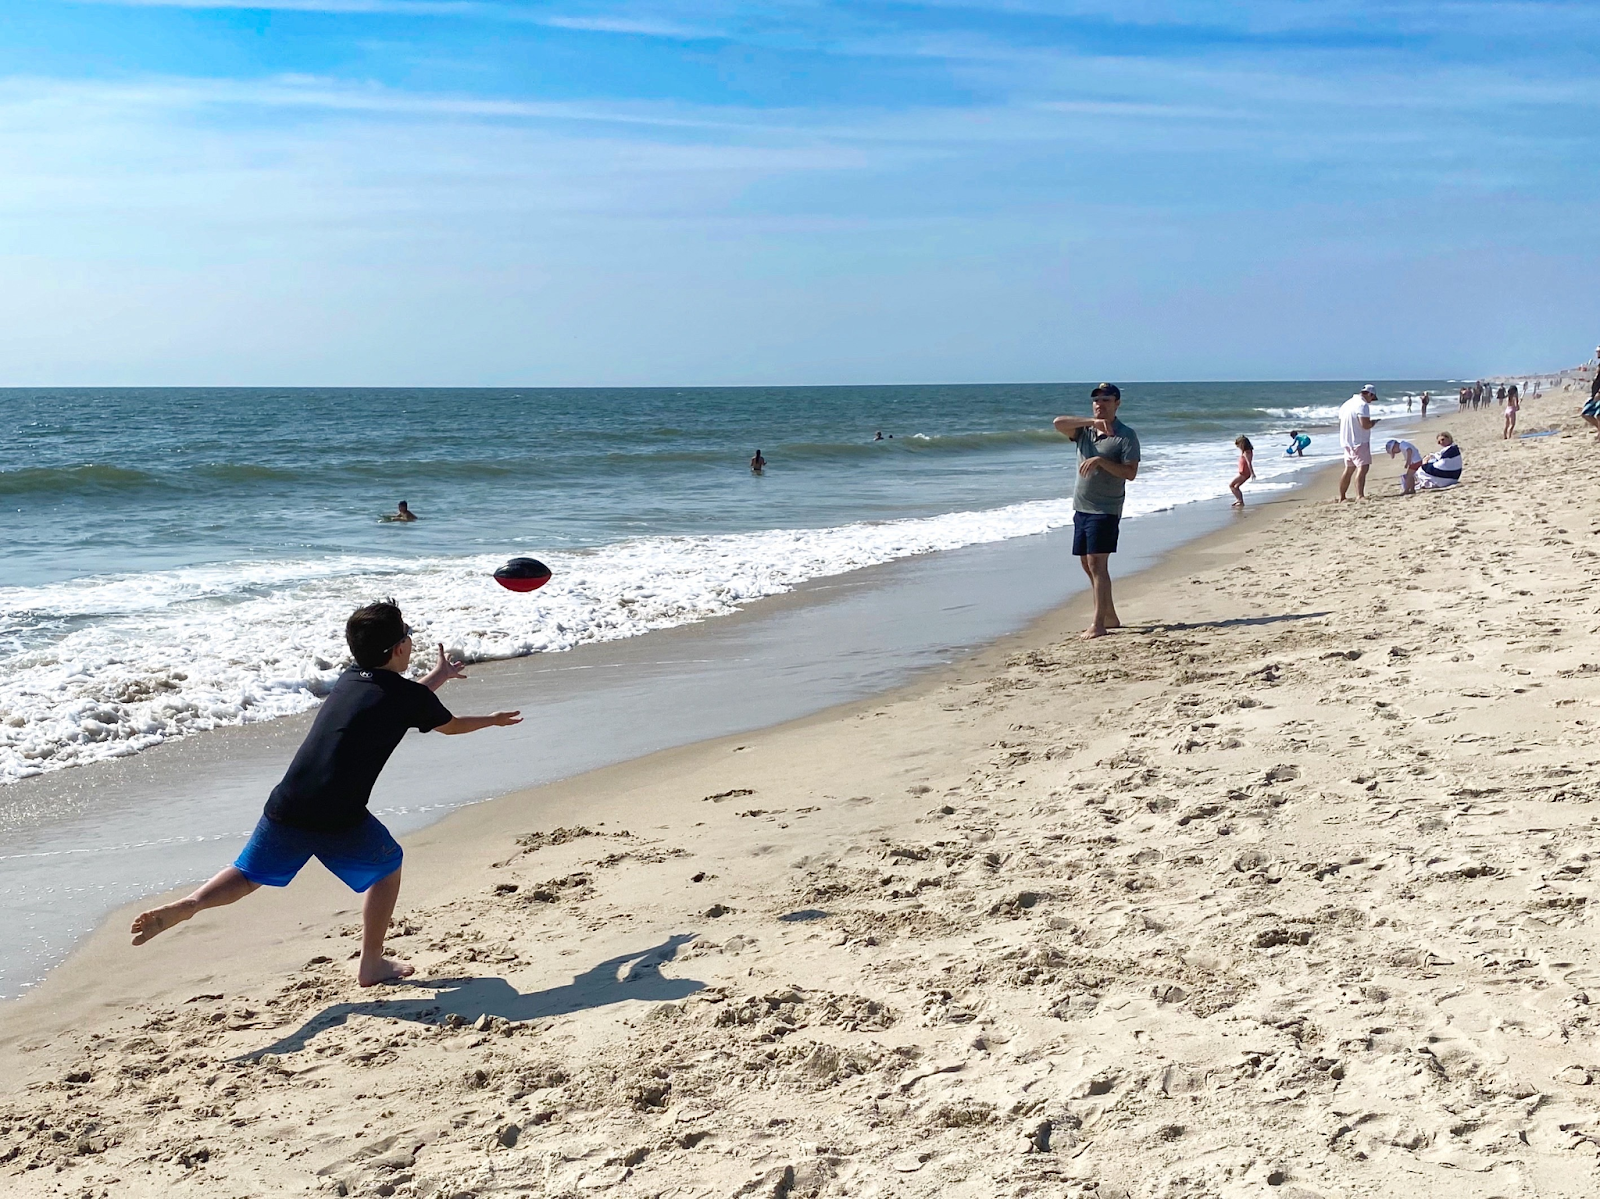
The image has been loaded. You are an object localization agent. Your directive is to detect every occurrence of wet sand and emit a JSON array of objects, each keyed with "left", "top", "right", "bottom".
[
  {"left": 4, "top": 385, "right": 1600, "bottom": 1198},
  {"left": 0, "top": 485, "right": 1270, "bottom": 1002}
]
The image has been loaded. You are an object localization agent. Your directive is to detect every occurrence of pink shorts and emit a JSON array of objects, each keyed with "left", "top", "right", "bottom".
[{"left": 1342, "top": 444, "right": 1372, "bottom": 467}]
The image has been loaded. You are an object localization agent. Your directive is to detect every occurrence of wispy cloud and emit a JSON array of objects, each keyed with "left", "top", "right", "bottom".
[
  {"left": 78, "top": 0, "right": 486, "bottom": 13},
  {"left": 4, "top": 0, "right": 1597, "bottom": 383},
  {"left": 72, "top": 0, "right": 729, "bottom": 34}
]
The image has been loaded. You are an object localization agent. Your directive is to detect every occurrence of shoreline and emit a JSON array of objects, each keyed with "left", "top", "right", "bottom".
[
  {"left": 0, "top": 455, "right": 1317, "bottom": 1002},
  {"left": 7, "top": 384, "right": 1597, "bottom": 1196},
  {"left": 0, "top": 427, "right": 1350, "bottom": 1011}
]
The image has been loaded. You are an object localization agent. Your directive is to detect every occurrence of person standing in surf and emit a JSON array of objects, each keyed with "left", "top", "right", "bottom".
[
  {"left": 1229, "top": 435, "right": 1256, "bottom": 506},
  {"left": 129, "top": 601, "right": 521, "bottom": 986},
  {"left": 1053, "top": 384, "right": 1141, "bottom": 640}
]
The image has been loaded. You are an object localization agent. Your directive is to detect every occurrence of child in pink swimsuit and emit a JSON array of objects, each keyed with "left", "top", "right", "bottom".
[{"left": 1230, "top": 436, "right": 1255, "bottom": 507}]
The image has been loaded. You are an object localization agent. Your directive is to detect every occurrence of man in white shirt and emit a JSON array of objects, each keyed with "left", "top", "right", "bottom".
[{"left": 1337, "top": 385, "right": 1380, "bottom": 500}]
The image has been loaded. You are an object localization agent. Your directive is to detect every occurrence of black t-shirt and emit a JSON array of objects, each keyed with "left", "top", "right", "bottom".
[{"left": 265, "top": 668, "right": 453, "bottom": 831}]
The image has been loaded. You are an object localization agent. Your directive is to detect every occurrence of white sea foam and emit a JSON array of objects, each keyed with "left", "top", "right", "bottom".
[
  {"left": 1258, "top": 395, "right": 1419, "bottom": 425},
  {"left": 0, "top": 441, "right": 1313, "bottom": 782}
]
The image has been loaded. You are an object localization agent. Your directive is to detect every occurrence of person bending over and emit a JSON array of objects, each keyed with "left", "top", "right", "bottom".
[
  {"left": 130, "top": 602, "right": 521, "bottom": 986},
  {"left": 1418, "top": 432, "right": 1462, "bottom": 489},
  {"left": 1053, "top": 384, "right": 1141, "bottom": 640},
  {"left": 1384, "top": 438, "right": 1424, "bottom": 495}
]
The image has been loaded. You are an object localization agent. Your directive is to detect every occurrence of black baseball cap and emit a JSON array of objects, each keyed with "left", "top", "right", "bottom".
[{"left": 1090, "top": 383, "right": 1121, "bottom": 400}]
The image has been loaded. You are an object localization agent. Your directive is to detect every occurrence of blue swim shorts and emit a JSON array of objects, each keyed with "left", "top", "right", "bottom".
[
  {"left": 234, "top": 814, "right": 403, "bottom": 893},
  {"left": 1072, "top": 511, "right": 1121, "bottom": 556}
]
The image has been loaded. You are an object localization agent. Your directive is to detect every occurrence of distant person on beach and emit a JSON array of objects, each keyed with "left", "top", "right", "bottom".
[
  {"left": 750, "top": 449, "right": 766, "bottom": 474},
  {"left": 1385, "top": 438, "right": 1424, "bottom": 495},
  {"left": 1420, "top": 390, "right": 1431, "bottom": 417},
  {"left": 1229, "top": 436, "right": 1255, "bottom": 506},
  {"left": 1286, "top": 430, "right": 1310, "bottom": 456},
  {"left": 381, "top": 501, "right": 417, "bottom": 523},
  {"left": 1497, "top": 384, "right": 1507, "bottom": 406},
  {"left": 1458, "top": 386, "right": 1469, "bottom": 410},
  {"left": 129, "top": 602, "right": 522, "bottom": 986},
  {"left": 1419, "top": 432, "right": 1463, "bottom": 488},
  {"left": 1503, "top": 387, "right": 1520, "bottom": 438},
  {"left": 1337, "top": 385, "right": 1380, "bottom": 501},
  {"left": 1053, "top": 383, "right": 1140, "bottom": 641}
]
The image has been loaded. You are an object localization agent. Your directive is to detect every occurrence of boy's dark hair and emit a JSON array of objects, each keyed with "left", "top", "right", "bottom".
[{"left": 347, "top": 601, "right": 408, "bottom": 670}]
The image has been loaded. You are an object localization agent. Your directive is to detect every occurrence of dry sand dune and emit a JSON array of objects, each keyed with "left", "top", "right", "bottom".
[{"left": 4, "top": 385, "right": 1600, "bottom": 1198}]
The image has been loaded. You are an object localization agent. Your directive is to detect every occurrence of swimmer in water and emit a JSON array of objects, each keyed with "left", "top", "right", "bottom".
[
  {"left": 874, "top": 431, "right": 884, "bottom": 441},
  {"left": 750, "top": 449, "right": 766, "bottom": 474},
  {"left": 381, "top": 501, "right": 418, "bottom": 523}
]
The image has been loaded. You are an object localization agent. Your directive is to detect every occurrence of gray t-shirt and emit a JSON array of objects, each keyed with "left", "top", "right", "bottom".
[{"left": 1072, "top": 420, "right": 1141, "bottom": 516}]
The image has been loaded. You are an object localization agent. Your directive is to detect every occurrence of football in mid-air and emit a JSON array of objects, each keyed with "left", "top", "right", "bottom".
[{"left": 493, "top": 557, "right": 553, "bottom": 593}]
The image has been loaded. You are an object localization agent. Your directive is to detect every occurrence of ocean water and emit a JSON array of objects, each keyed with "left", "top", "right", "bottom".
[{"left": 1, "top": 382, "right": 1446, "bottom": 783}]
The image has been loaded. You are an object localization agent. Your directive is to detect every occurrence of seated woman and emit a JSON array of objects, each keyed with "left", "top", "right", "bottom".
[{"left": 1418, "top": 432, "right": 1462, "bottom": 488}]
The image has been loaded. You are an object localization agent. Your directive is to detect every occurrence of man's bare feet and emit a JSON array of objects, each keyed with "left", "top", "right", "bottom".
[
  {"left": 1080, "top": 625, "right": 1107, "bottom": 640},
  {"left": 358, "top": 958, "right": 416, "bottom": 987},
  {"left": 130, "top": 900, "right": 196, "bottom": 946}
]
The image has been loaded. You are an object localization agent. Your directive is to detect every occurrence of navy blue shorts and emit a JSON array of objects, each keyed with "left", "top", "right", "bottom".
[
  {"left": 234, "top": 814, "right": 403, "bottom": 893},
  {"left": 1072, "top": 512, "right": 1121, "bottom": 556}
]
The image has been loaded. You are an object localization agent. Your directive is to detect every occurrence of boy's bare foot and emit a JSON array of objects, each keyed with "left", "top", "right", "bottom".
[
  {"left": 130, "top": 900, "right": 196, "bottom": 946},
  {"left": 1080, "top": 625, "right": 1107, "bottom": 640},
  {"left": 359, "top": 958, "right": 416, "bottom": 987}
]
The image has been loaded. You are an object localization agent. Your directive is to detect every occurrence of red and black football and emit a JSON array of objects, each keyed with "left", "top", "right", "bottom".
[{"left": 493, "top": 557, "right": 553, "bottom": 593}]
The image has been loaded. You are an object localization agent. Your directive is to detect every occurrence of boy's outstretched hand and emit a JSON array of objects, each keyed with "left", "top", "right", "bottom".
[
  {"left": 437, "top": 710, "right": 523, "bottom": 735},
  {"left": 423, "top": 643, "right": 468, "bottom": 691},
  {"left": 435, "top": 643, "right": 467, "bottom": 682}
]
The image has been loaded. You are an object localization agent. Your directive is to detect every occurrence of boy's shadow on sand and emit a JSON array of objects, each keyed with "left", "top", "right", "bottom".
[{"left": 244, "top": 933, "right": 703, "bottom": 1059}]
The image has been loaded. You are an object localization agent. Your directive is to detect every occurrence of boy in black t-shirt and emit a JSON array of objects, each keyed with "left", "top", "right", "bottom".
[{"left": 130, "top": 602, "right": 521, "bottom": 986}]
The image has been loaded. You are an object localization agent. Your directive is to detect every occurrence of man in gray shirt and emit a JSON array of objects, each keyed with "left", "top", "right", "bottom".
[{"left": 1053, "top": 383, "right": 1141, "bottom": 639}]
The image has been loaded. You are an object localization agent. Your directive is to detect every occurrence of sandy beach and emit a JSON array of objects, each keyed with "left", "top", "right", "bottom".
[{"left": 4, "top": 383, "right": 1599, "bottom": 1198}]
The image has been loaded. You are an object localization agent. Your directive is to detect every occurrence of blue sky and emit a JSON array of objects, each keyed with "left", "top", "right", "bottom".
[{"left": 0, "top": 1, "right": 1595, "bottom": 384}]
